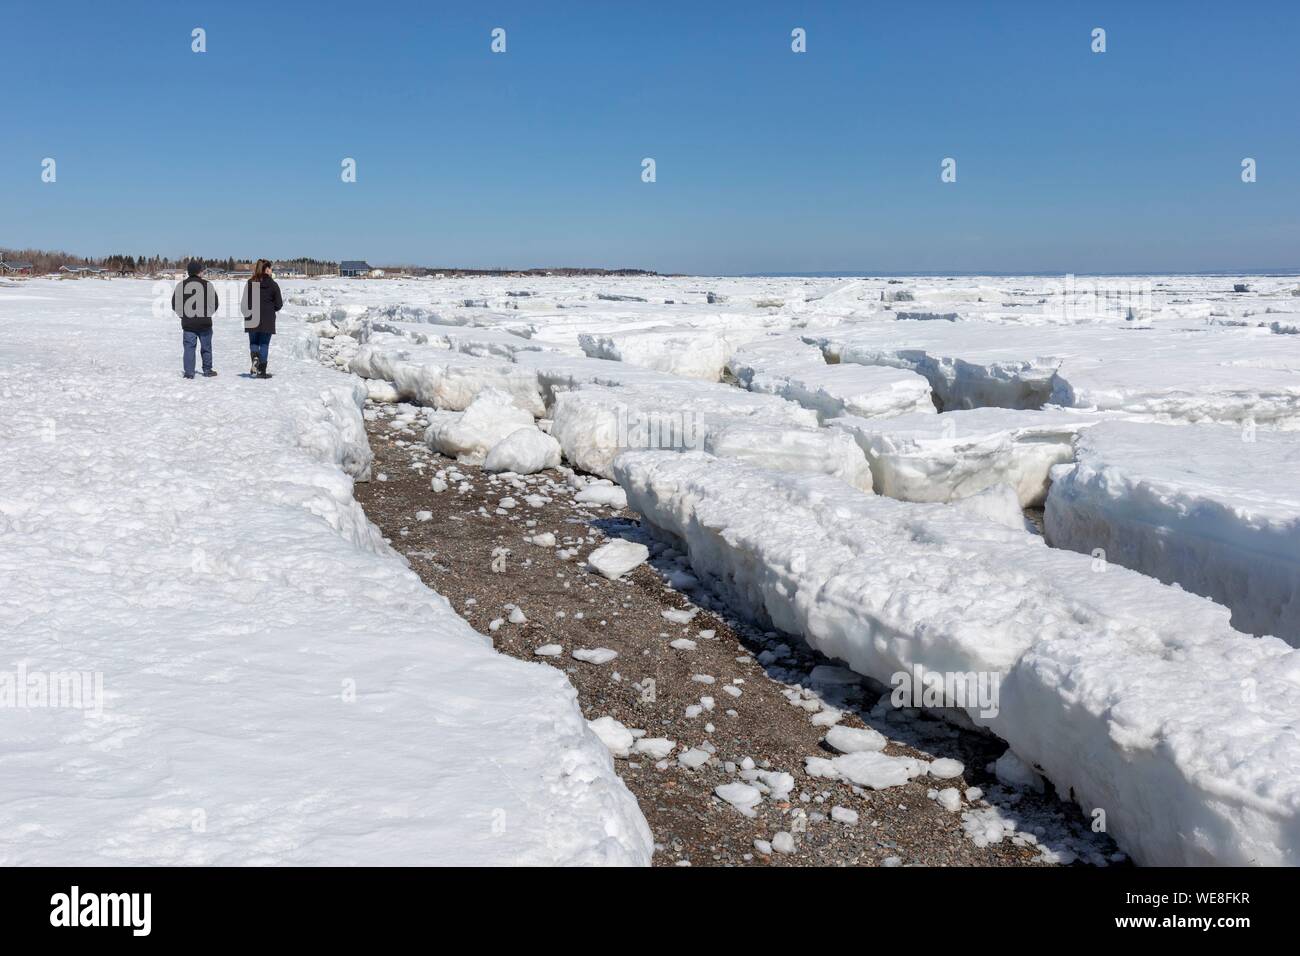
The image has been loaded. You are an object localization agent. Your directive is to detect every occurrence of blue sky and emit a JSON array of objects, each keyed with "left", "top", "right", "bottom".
[{"left": 2, "top": 0, "right": 1296, "bottom": 274}]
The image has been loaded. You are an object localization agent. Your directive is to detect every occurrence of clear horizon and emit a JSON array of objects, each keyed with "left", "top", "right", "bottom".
[{"left": 3, "top": 0, "right": 1297, "bottom": 274}]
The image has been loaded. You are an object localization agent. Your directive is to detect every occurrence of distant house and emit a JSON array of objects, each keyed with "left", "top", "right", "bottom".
[
  {"left": 340, "top": 260, "right": 372, "bottom": 277},
  {"left": 57, "top": 265, "right": 107, "bottom": 277},
  {"left": 0, "top": 260, "right": 34, "bottom": 275}
]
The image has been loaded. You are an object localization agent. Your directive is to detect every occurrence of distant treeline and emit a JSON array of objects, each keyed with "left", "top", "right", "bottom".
[
  {"left": 3, "top": 247, "right": 663, "bottom": 278},
  {"left": 380, "top": 266, "right": 663, "bottom": 277},
  {"left": 1, "top": 248, "right": 338, "bottom": 276}
]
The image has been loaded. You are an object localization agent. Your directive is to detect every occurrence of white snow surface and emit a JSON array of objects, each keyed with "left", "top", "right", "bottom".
[
  {"left": 0, "top": 280, "right": 651, "bottom": 866},
  {"left": 1047, "top": 421, "right": 1300, "bottom": 645},
  {"left": 614, "top": 450, "right": 1300, "bottom": 866}
]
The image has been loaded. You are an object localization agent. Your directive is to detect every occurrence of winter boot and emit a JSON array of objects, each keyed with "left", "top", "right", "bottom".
[{"left": 250, "top": 351, "right": 260, "bottom": 376}]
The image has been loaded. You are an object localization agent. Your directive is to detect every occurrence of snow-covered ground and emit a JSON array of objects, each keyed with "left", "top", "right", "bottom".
[
  {"left": 5, "top": 271, "right": 1300, "bottom": 867},
  {"left": 0, "top": 279, "right": 650, "bottom": 865}
]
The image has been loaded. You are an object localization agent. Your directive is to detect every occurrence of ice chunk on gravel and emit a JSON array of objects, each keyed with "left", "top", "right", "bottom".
[
  {"left": 425, "top": 387, "right": 535, "bottom": 464},
  {"left": 661, "top": 607, "right": 699, "bottom": 624},
  {"left": 929, "top": 758, "right": 965, "bottom": 779},
  {"left": 588, "top": 716, "right": 635, "bottom": 758},
  {"left": 819, "top": 752, "right": 929, "bottom": 790},
  {"left": 669, "top": 638, "right": 697, "bottom": 651},
  {"left": 810, "top": 708, "right": 843, "bottom": 727},
  {"left": 715, "top": 782, "right": 763, "bottom": 815},
  {"left": 483, "top": 426, "right": 562, "bottom": 475},
  {"left": 634, "top": 737, "right": 676, "bottom": 760},
  {"left": 586, "top": 540, "right": 649, "bottom": 579},
  {"left": 574, "top": 483, "right": 628, "bottom": 509},
  {"left": 678, "top": 748, "right": 711, "bottom": 769},
  {"left": 757, "top": 770, "right": 795, "bottom": 801},
  {"left": 936, "top": 787, "right": 963, "bottom": 812},
  {"left": 831, "top": 806, "right": 859, "bottom": 825},
  {"left": 573, "top": 647, "right": 618, "bottom": 665},
  {"left": 825, "top": 725, "right": 888, "bottom": 754},
  {"left": 533, "top": 644, "right": 563, "bottom": 657},
  {"left": 771, "top": 831, "right": 796, "bottom": 854}
]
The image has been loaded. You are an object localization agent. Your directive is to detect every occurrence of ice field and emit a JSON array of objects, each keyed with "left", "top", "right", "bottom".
[
  {"left": 0, "top": 280, "right": 650, "bottom": 866},
  {"left": 3, "top": 272, "right": 1299, "bottom": 865}
]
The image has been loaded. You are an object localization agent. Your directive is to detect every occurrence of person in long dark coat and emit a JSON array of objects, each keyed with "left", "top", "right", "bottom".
[
  {"left": 241, "top": 259, "right": 283, "bottom": 378},
  {"left": 172, "top": 260, "right": 220, "bottom": 378}
]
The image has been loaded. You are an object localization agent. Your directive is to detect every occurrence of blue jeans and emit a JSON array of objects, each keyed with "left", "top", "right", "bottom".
[
  {"left": 248, "top": 331, "right": 272, "bottom": 366},
  {"left": 183, "top": 330, "right": 213, "bottom": 375}
]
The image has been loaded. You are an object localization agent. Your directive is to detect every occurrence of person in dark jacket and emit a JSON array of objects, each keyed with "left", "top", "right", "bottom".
[
  {"left": 171, "top": 261, "right": 220, "bottom": 378},
  {"left": 241, "top": 259, "right": 284, "bottom": 378}
]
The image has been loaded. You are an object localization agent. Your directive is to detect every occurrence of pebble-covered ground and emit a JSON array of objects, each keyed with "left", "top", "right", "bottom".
[{"left": 354, "top": 400, "right": 1124, "bottom": 868}]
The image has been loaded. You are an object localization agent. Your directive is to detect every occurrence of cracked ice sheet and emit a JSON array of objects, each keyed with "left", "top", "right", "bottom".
[
  {"left": 0, "top": 279, "right": 651, "bottom": 866},
  {"left": 1047, "top": 420, "right": 1300, "bottom": 646},
  {"left": 579, "top": 327, "right": 772, "bottom": 382},
  {"left": 372, "top": 320, "right": 580, "bottom": 362},
  {"left": 348, "top": 333, "right": 547, "bottom": 416},
  {"left": 728, "top": 335, "right": 935, "bottom": 420},
  {"left": 831, "top": 406, "right": 1120, "bottom": 507},
  {"left": 548, "top": 381, "right": 833, "bottom": 480},
  {"left": 809, "top": 320, "right": 1300, "bottom": 424},
  {"left": 614, "top": 449, "right": 1300, "bottom": 866}
]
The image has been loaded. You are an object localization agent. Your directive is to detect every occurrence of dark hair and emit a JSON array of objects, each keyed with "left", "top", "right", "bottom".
[
  {"left": 251, "top": 259, "right": 272, "bottom": 282},
  {"left": 186, "top": 261, "right": 203, "bottom": 277}
]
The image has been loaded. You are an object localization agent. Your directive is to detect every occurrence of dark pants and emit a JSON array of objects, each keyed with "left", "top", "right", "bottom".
[
  {"left": 183, "top": 330, "right": 213, "bottom": 375},
  {"left": 248, "top": 331, "right": 273, "bottom": 366}
]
